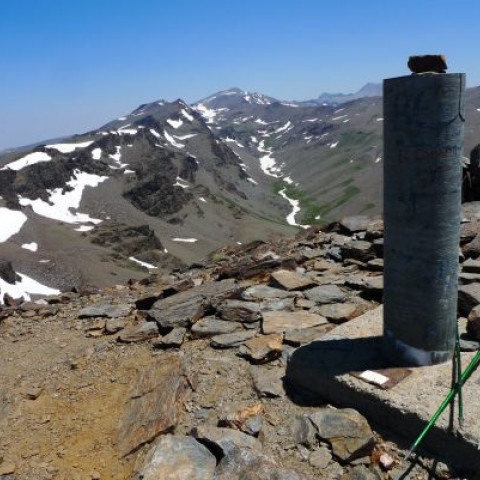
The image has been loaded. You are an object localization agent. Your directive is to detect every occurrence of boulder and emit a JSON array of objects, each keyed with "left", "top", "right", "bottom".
[
  {"left": 318, "top": 303, "right": 359, "bottom": 324},
  {"left": 191, "top": 316, "right": 241, "bottom": 338},
  {"left": 219, "top": 402, "right": 264, "bottom": 436},
  {"left": 152, "top": 327, "right": 186, "bottom": 349},
  {"left": 191, "top": 425, "right": 262, "bottom": 456},
  {"left": 341, "top": 241, "right": 374, "bottom": 263},
  {"left": 118, "top": 321, "right": 159, "bottom": 343},
  {"left": 309, "top": 408, "right": 374, "bottom": 462},
  {"left": 458, "top": 283, "right": 480, "bottom": 316},
  {"left": 137, "top": 435, "right": 216, "bottom": 480},
  {"left": 239, "top": 333, "right": 283, "bottom": 364},
  {"left": 148, "top": 296, "right": 206, "bottom": 329},
  {"left": 407, "top": 54, "right": 447, "bottom": 74},
  {"left": 215, "top": 447, "right": 306, "bottom": 480},
  {"left": 292, "top": 415, "right": 316, "bottom": 447},
  {"left": 270, "top": 270, "right": 317, "bottom": 291},
  {"left": 303, "top": 285, "right": 347, "bottom": 304},
  {"left": 0, "top": 260, "right": 20, "bottom": 284},
  {"left": 262, "top": 311, "right": 328, "bottom": 334},
  {"left": 339, "top": 216, "right": 372, "bottom": 233},
  {"left": 217, "top": 300, "right": 261, "bottom": 323}
]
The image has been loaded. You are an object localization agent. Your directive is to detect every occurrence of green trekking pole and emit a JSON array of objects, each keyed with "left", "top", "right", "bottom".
[
  {"left": 405, "top": 349, "right": 480, "bottom": 460},
  {"left": 455, "top": 324, "right": 464, "bottom": 427}
]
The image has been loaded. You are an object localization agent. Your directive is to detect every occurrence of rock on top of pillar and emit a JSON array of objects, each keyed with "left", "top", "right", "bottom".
[{"left": 408, "top": 55, "right": 448, "bottom": 74}]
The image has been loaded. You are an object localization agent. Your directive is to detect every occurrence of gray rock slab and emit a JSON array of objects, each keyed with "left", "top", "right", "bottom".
[
  {"left": 215, "top": 447, "right": 306, "bottom": 480},
  {"left": 217, "top": 300, "right": 261, "bottom": 323},
  {"left": 309, "top": 408, "right": 374, "bottom": 462},
  {"left": 308, "top": 446, "right": 332, "bottom": 469},
  {"left": 260, "top": 297, "right": 295, "bottom": 312},
  {"left": 458, "top": 283, "right": 480, "bottom": 316},
  {"left": 251, "top": 366, "right": 284, "bottom": 397},
  {"left": 239, "top": 333, "right": 283, "bottom": 364},
  {"left": 270, "top": 270, "right": 317, "bottom": 291},
  {"left": 153, "top": 327, "right": 186, "bottom": 349},
  {"left": 292, "top": 414, "right": 316, "bottom": 447},
  {"left": 303, "top": 285, "right": 347, "bottom": 304},
  {"left": 283, "top": 324, "right": 334, "bottom": 347},
  {"left": 78, "top": 303, "right": 132, "bottom": 318},
  {"left": 286, "top": 306, "right": 480, "bottom": 471},
  {"left": 262, "top": 311, "right": 328, "bottom": 334},
  {"left": 118, "top": 321, "right": 159, "bottom": 343},
  {"left": 148, "top": 297, "right": 206, "bottom": 329},
  {"left": 210, "top": 330, "right": 256, "bottom": 349},
  {"left": 318, "top": 303, "right": 359, "bottom": 324},
  {"left": 138, "top": 435, "right": 216, "bottom": 480},
  {"left": 242, "top": 285, "right": 298, "bottom": 300},
  {"left": 191, "top": 425, "right": 262, "bottom": 456},
  {"left": 340, "top": 216, "right": 374, "bottom": 233},
  {"left": 105, "top": 318, "right": 125, "bottom": 334},
  {"left": 191, "top": 316, "right": 241, "bottom": 339}
]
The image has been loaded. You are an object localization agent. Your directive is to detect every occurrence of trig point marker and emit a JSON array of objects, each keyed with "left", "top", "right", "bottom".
[{"left": 383, "top": 55, "right": 466, "bottom": 366}]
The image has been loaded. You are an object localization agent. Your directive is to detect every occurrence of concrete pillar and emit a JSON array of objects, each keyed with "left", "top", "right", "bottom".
[{"left": 383, "top": 61, "right": 466, "bottom": 366}]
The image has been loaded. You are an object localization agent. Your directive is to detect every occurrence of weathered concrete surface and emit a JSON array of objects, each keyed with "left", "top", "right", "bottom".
[{"left": 286, "top": 306, "right": 480, "bottom": 471}]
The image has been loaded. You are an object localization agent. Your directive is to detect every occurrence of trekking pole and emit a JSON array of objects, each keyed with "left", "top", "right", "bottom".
[
  {"left": 455, "top": 324, "right": 464, "bottom": 427},
  {"left": 405, "top": 349, "right": 480, "bottom": 460}
]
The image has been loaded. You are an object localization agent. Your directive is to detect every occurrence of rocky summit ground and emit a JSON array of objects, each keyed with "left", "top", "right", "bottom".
[{"left": 3, "top": 208, "right": 480, "bottom": 480}]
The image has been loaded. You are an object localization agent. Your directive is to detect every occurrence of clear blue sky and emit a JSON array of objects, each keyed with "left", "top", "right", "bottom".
[{"left": 1, "top": 0, "right": 479, "bottom": 150}]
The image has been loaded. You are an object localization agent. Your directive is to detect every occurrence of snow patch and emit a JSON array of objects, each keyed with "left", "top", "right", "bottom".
[
  {"left": 278, "top": 189, "right": 304, "bottom": 227},
  {"left": 167, "top": 118, "right": 183, "bottom": 129},
  {"left": 274, "top": 121, "right": 292, "bottom": 134},
  {"left": 172, "top": 238, "right": 197, "bottom": 243},
  {"left": 92, "top": 148, "right": 102, "bottom": 160},
  {"left": 164, "top": 130, "right": 185, "bottom": 149},
  {"left": 0, "top": 273, "right": 60, "bottom": 303},
  {"left": 109, "top": 146, "right": 128, "bottom": 169},
  {"left": 21, "top": 242, "right": 38, "bottom": 252},
  {"left": 46, "top": 140, "right": 94, "bottom": 153},
  {"left": 129, "top": 256, "right": 157, "bottom": 269},
  {"left": 199, "top": 197, "right": 207, "bottom": 203},
  {"left": 174, "top": 177, "right": 189, "bottom": 189},
  {"left": 0, "top": 208, "right": 27, "bottom": 242},
  {"left": 19, "top": 170, "right": 108, "bottom": 225},
  {"left": 174, "top": 133, "right": 197, "bottom": 140},
  {"left": 181, "top": 109, "right": 194, "bottom": 121},
  {"left": 1, "top": 152, "right": 52, "bottom": 171},
  {"left": 247, "top": 177, "right": 258, "bottom": 185},
  {"left": 75, "top": 225, "right": 94, "bottom": 232},
  {"left": 330, "top": 141, "right": 339, "bottom": 149}
]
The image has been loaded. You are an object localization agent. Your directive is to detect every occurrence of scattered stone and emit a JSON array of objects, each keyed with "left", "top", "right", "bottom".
[
  {"left": 217, "top": 300, "right": 261, "bottom": 323},
  {"left": 318, "top": 303, "right": 359, "bottom": 324},
  {"left": 340, "top": 216, "right": 373, "bottom": 233},
  {"left": 137, "top": 435, "right": 216, "bottom": 480},
  {"left": 118, "top": 321, "right": 159, "bottom": 343},
  {"left": 261, "top": 297, "right": 295, "bottom": 312},
  {"left": 366, "top": 259, "right": 383, "bottom": 272},
  {"left": 341, "top": 465, "right": 381, "bottom": 480},
  {"left": 458, "top": 283, "right": 480, "bottom": 316},
  {"left": 467, "top": 305, "right": 480, "bottom": 341},
  {"left": 190, "top": 316, "right": 241, "bottom": 338},
  {"left": 191, "top": 425, "right": 262, "bottom": 456},
  {"left": 379, "top": 453, "right": 394, "bottom": 470},
  {"left": 0, "top": 463, "right": 16, "bottom": 476},
  {"left": 341, "top": 241, "right": 374, "bottom": 262},
  {"left": 270, "top": 270, "right": 317, "bottom": 291},
  {"left": 459, "top": 337, "right": 480, "bottom": 351},
  {"left": 302, "top": 248, "right": 324, "bottom": 260},
  {"left": 215, "top": 447, "right": 306, "bottom": 480},
  {"left": 309, "top": 408, "right": 374, "bottom": 462},
  {"left": 303, "top": 285, "right": 347, "bottom": 304},
  {"left": 210, "top": 330, "right": 256, "bottom": 349},
  {"left": 219, "top": 402, "right": 264, "bottom": 436},
  {"left": 283, "top": 324, "right": 334, "bottom": 346},
  {"left": 105, "top": 317, "right": 125, "bottom": 334},
  {"left": 239, "top": 333, "right": 283, "bottom": 363},
  {"left": 152, "top": 327, "right": 186, "bottom": 349},
  {"left": 309, "top": 447, "right": 332, "bottom": 469},
  {"left": 118, "top": 355, "right": 189, "bottom": 455},
  {"left": 295, "top": 298, "right": 316, "bottom": 310},
  {"left": 262, "top": 310, "right": 328, "bottom": 334},
  {"left": 408, "top": 54, "right": 447, "bottom": 74},
  {"left": 148, "top": 296, "right": 206, "bottom": 329},
  {"left": 26, "top": 386, "right": 43, "bottom": 400},
  {"left": 313, "top": 259, "right": 335, "bottom": 271},
  {"left": 242, "top": 285, "right": 298, "bottom": 300},
  {"left": 78, "top": 303, "right": 132, "bottom": 318},
  {"left": 251, "top": 366, "right": 284, "bottom": 397},
  {"left": 463, "top": 258, "right": 480, "bottom": 273},
  {"left": 293, "top": 415, "right": 316, "bottom": 447}
]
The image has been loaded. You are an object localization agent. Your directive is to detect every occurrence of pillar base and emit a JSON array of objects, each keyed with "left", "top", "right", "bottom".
[{"left": 383, "top": 330, "right": 453, "bottom": 367}]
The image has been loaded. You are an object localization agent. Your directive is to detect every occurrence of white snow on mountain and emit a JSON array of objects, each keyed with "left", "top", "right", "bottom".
[
  {"left": 46, "top": 140, "right": 94, "bottom": 153},
  {"left": 174, "top": 133, "right": 197, "bottom": 141},
  {"left": 167, "top": 118, "right": 183, "bottom": 129},
  {"left": 0, "top": 208, "right": 27, "bottom": 242},
  {"left": 274, "top": 121, "right": 292, "bottom": 134},
  {"left": 172, "top": 238, "right": 198, "bottom": 243},
  {"left": 0, "top": 273, "right": 60, "bottom": 304},
  {"left": 21, "top": 242, "right": 38, "bottom": 252},
  {"left": 129, "top": 256, "right": 157, "bottom": 269},
  {"left": 164, "top": 130, "right": 185, "bottom": 149},
  {"left": 181, "top": 109, "right": 194, "bottom": 122},
  {"left": 174, "top": 177, "right": 189, "bottom": 189},
  {"left": 19, "top": 170, "right": 108, "bottom": 224},
  {"left": 75, "top": 225, "right": 94, "bottom": 232},
  {"left": 1, "top": 152, "right": 52, "bottom": 171}
]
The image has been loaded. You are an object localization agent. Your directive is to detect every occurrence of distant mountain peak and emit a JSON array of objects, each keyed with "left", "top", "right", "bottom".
[{"left": 312, "top": 83, "right": 382, "bottom": 106}]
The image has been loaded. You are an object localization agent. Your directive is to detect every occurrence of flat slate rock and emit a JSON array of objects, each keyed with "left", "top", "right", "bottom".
[
  {"left": 458, "top": 283, "right": 480, "bottom": 316},
  {"left": 210, "top": 330, "right": 256, "bottom": 348},
  {"left": 262, "top": 311, "right": 328, "bottom": 334},
  {"left": 239, "top": 333, "right": 283, "bottom": 364},
  {"left": 138, "top": 435, "right": 216, "bottom": 480},
  {"left": 318, "top": 303, "right": 359, "bottom": 324},
  {"left": 152, "top": 327, "right": 186, "bottom": 349},
  {"left": 78, "top": 303, "right": 132, "bottom": 318},
  {"left": 303, "top": 285, "right": 347, "bottom": 304},
  {"left": 217, "top": 300, "right": 261, "bottom": 323},
  {"left": 463, "top": 258, "right": 480, "bottom": 273},
  {"left": 270, "top": 270, "right": 317, "bottom": 291},
  {"left": 118, "top": 321, "right": 159, "bottom": 343},
  {"left": 191, "top": 425, "right": 262, "bottom": 456},
  {"left": 284, "top": 324, "right": 334, "bottom": 346},
  {"left": 309, "top": 408, "right": 374, "bottom": 462},
  {"left": 242, "top": 285, "right": 298, "bottom": 300},
  {"left": 148, "top": 297, "right": 206, "bottom": 329},
  {"left": 118, "top": 355, "right": 189, "bottom": 456},
  {"left": 251, "top": 366, "right": 284, "bottom": 397},
  {"left": 191, "top": 316, "right": 241, "bottom": 338}
]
